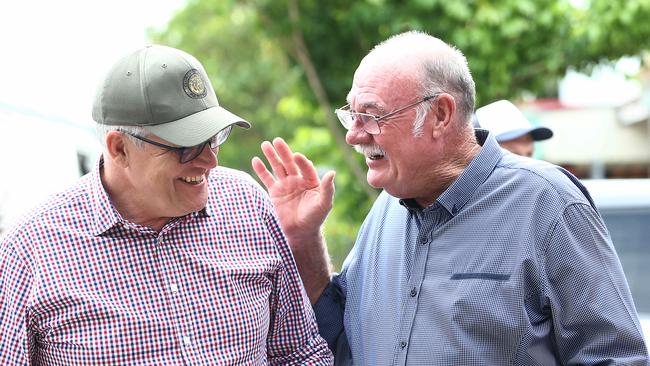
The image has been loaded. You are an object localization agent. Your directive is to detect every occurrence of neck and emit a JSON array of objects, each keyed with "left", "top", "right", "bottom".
[
  {"left": 100, "top": 158, "right": 170, "bottom": 232},
  {"left": 414, "top": 126, "right": 480, "bottom": 208}
]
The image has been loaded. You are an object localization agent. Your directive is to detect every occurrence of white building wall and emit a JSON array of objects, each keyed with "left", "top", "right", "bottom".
[
  {"left": 528, "top": 107, "right": 650, "bottom": 165},
  {"left": 0, "top": 108, "right": 100, "bottom": 232}
]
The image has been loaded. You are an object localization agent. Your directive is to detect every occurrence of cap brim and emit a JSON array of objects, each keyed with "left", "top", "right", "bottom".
[
  {"left": 529, "top": 127, "right": 553, "bottom": 141},
  {"left": 144, "top": 106, "right": 251, "bottom": 146},
  {"left": 496, "top": 127, "right": 553, "bottom": 142}
]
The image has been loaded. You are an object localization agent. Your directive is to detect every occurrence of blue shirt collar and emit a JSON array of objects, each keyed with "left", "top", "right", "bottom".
[{"left": 400, "top": 129, "right": 503, "bottom": 216}]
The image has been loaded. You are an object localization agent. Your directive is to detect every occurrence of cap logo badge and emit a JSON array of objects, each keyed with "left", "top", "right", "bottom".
[{"left": 183, "top": 69, "right": 207, "bottom": 99}]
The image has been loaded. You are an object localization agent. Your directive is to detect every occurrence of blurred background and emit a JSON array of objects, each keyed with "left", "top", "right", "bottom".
[{"left": 1, "top": 0, "right": 650, "bottom": 271}]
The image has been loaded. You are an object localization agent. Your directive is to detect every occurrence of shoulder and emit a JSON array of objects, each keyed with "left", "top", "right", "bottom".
[
  {"left": 206, "top": 167, "right": 271, "bottom": 210},
  {"left": 1, "top": 175, "right": 91, "bottom": 257},
  {"left": 368, "top": 191, "right": 401, "bottom": 213},
  {"left": 360, "top": 191, "right": 407, "bottom": 229},
  {"left": 208, "top": 166, "right": 266, "bottom": 195},
  {"left": 5, "top": 176, "right": 91, "bottom": 232},
  {"left": 492, "top": 153, "right": 590, "bottom": 207}
]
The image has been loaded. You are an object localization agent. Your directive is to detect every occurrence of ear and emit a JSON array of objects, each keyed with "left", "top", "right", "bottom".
[
  {"left": 105, "top": 131, "right": 130, "bottom": 168},
  {"left": 430, "top": 93, "right": 456, "bottom": 139}
]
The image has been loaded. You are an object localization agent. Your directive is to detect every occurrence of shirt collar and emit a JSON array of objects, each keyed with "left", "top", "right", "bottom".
[
  {"left": 89, "top": 155, "right": 122, "bottom": 236},
  {"left": 400, "top": 129, "right": 504, "bottom": 216},
  {"left": 88, "top": 156, "right": 212, "bottom": 236}
]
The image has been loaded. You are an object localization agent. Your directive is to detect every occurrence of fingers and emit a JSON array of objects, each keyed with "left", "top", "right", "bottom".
[
  {"left": 251, "top": 156, "right": 275, "bottom": 189},
  {"left": 272, "top": 138, "right": 299, "bottom": 176},
  {"left": 320, "top": 170, "right": 336, "bottom": 209},
  {"left": 294, "top": 153, "right": 319, "bottom": 184},
  {"left": 295, "top": 152, "right": 336, "bottom": 208},
  {"left": 256, "top": 139, "right": 335, "bottom": 197},
  {"left": 259, "top": 137, "right": 302, "bottom": 179},
  {"left": 260, "top": 140, "right": 288, "bottom": 178}
]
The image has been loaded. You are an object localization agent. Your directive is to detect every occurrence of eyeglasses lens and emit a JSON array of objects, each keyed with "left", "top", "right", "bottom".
[{"left": 179, "top": 125, "right": 234, "bottom": 163}]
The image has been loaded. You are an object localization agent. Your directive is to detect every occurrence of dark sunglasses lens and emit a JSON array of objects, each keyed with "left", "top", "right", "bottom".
[
  {"left": 180, "top": 144, "right": 204, "bottom": 163},
  {"left": 179, "top": 126, "right": 234, "bottom": 163}
]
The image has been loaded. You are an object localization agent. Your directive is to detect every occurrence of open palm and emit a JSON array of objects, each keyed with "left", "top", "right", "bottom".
[{"left": 251, "top": 138, "right": 335, "bottom": 240}]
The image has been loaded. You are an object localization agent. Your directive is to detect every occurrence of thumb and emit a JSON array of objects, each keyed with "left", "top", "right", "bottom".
[{"left": 319, "top": 170, "right": 336, "bottom": 209}]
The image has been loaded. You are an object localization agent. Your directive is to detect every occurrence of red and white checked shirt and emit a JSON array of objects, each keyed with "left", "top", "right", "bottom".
[{"left": 0, "top": 160, "right": 333, "bottom": 365}]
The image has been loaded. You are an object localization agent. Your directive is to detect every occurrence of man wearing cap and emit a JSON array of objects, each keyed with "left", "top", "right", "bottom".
[
  {"left": 475, "top": 99, "right": 553, "bottom": 158},
  {"left": 0, "top": 45, "right": 333, "bottom": 364}
]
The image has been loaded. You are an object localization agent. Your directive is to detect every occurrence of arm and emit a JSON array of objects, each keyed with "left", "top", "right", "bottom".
[
  {"left": 252, "top": 137, "right": 335, "bottom": 304},
  {"left": 253, "top": 138, "right": 350, "bottom": 359},
  {"left": 545, "top": 203, "right": 648, "bottom": 364},
  {"left": 313, "top": 276, "right": 349, "bottom": 359},
  {"left": 0, "top": 238, "right": 34, "bottom": 365},
  {"left": 261, "top": 194, "right": 334, "bottom": 365}
]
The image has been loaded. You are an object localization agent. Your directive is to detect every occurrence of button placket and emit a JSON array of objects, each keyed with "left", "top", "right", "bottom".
[{"left": 155, "top": 232, "right": 200, "bottom": 361}]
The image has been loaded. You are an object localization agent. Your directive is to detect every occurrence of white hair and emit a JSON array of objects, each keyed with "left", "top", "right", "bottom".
[
  {"left": 412, "top": 101, "right": 432, "bottom": 137},
  {"left": 95, "top": 123, "right": 147, "bottom": 148}
]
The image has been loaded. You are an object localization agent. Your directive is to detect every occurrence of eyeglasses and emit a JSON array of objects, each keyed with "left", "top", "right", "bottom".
[
  {"left": 124, "top": 125, "right": 233, "bottom": 164},
  {"left": 334, "top": 93, "right": 440, "bottom": 135}
]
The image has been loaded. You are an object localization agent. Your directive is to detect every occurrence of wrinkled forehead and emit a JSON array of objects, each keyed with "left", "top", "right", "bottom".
[{"left": 348, "top": 57, "right": 421, "bottom": 107}]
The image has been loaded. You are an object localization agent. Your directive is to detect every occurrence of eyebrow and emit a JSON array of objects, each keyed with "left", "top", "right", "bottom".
[{"left": 353, "top": 101, "right": 387, "bottom": 114}]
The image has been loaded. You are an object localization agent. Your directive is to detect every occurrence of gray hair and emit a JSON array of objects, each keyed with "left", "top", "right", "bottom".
[
  {"left": 95, "top": 123, "right": 147, "bottom": 148},
  {"left": 371, "top": 31, "right": 476, "bottom": 131},
  {"left": 412, "top": 101, "right": 431, "bottom": 137}
]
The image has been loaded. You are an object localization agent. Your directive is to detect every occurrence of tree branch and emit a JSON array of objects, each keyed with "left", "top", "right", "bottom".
[{"left": 286, "top": 0, "right": 379, "bottom": 201}]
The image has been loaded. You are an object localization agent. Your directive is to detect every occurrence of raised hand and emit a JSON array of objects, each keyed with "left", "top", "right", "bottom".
[
  {"left": 251, "top": 137, "right": 335, "bottom": 241},
  {"left": 252, "top": 138, "right": 335, "bottom": 303}
]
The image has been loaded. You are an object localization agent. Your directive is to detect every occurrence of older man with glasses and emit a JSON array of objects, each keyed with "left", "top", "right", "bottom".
[
  {"left": 252, "top": 31, "right": 648, "bottom": 365},
  {"left": 0, "top": 45, "right": 333, "bottom": 365}
]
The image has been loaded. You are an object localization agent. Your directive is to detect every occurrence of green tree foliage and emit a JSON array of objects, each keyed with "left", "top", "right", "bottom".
[{"left": 152, "top": 0, "right": 650, "bottom": 269}]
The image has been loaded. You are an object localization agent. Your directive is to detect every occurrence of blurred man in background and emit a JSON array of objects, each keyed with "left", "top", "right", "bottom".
[{"left": 475, "top": 99, "right": 553, "bottom": 157}]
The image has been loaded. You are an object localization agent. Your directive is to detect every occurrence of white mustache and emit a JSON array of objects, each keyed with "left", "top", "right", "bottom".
[{"left": 354, "top": 144, "right": 386, "bottom": 157}]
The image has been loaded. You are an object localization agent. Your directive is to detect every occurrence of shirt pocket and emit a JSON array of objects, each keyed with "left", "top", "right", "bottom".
[
  {"left": 450, "top": 272, "right": 511, "bottom": 281},
  {"left": 447, "top": 271, "right": 523, "bottom": 361}
]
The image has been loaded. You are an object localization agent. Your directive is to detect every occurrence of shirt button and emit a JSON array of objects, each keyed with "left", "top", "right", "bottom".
[
  {"left": 183, "top": 335, "right": 191, "bottom": 346},
  {"left": 410, "top": 288, "right": 417, "bottom": 297},
  {"left": 418, "top": 237, "right": 427, "bottom": 245},
  {"left": 170, "top": 283, "right": 179, "bottom": 294},
  {"left": 399, "top": 341, "right": 407, "bottom": 349}
]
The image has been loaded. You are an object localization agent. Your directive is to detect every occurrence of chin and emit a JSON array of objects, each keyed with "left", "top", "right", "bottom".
[
  {"left": 187, "top": 201, "right": 208, "bottom": 214},
  {"left": 366, "top": 172, "right": 385, "bottom": 189},
  {"left": 367, "top": 180, "right": 382, "bottom": 189},
  {"left": 175, "top": 199, "right": 208, "bottom": 216},
  {"left": 374, "top": 181, "right": 408, "bottom": 199}
]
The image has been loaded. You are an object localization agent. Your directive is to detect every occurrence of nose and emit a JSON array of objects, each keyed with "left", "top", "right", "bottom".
[
  {"left": 193, "top": 143, "right": 219, "bottom": 168},
  {"left": 345, "top": 120, "right": 373, "bottom": 145}
]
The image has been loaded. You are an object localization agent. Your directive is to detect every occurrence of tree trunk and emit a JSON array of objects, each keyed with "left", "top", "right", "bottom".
[{"left": 286, "top": 0, "right": 379, "bottom": 201}]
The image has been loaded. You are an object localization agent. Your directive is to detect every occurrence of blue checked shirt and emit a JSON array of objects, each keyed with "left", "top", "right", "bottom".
[
  {"left": 314, "top": 130, "right": 648, "bottom": 365},
  {"left": 0, "top": 160, "right": 333, "bottom": 365}
]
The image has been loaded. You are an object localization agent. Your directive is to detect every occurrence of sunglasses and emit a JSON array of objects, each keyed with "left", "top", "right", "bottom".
[{"left": 124, "top": 125, "right": 232, "bottom": 163}]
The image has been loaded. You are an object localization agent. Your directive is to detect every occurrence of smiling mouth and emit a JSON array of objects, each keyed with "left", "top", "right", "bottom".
[
  {"left": 354, "top": 144, "right": 386, "bottom": 160},
  {"left": 179, "top": 175, "right": 205, "bottom": 185}
]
